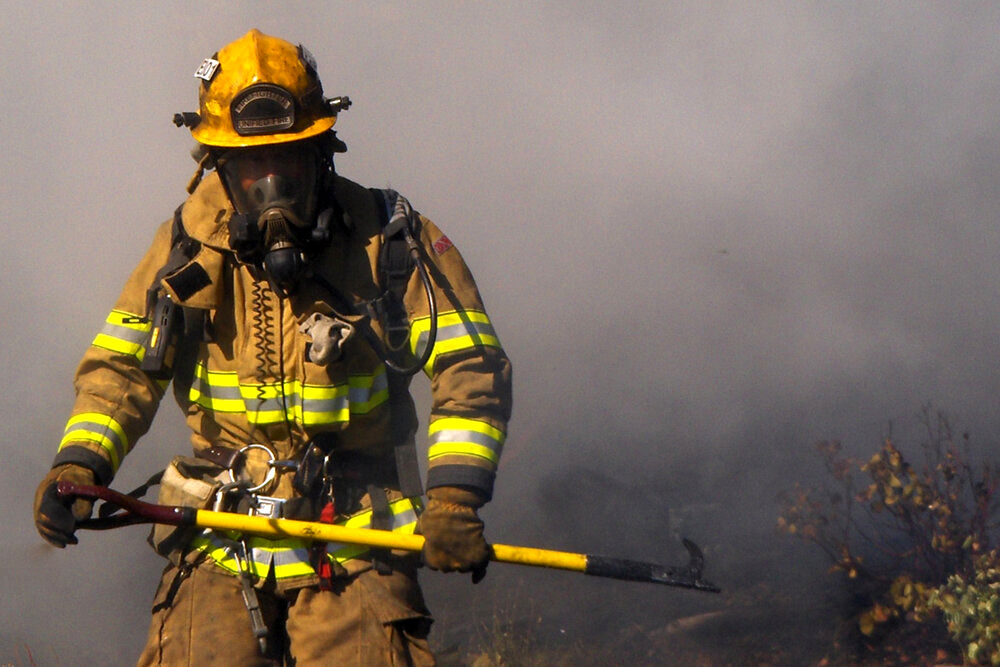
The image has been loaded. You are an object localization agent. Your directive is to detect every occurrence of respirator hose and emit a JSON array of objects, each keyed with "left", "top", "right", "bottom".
[
  {"left": 382, "top": 233, "right": 437, "bottom": 376},
  {"left": 311, "top": 233, "right": 437, "bottom": 378}
]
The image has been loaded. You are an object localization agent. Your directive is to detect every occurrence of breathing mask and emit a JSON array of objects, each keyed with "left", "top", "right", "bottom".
[{"left": 219, "top": 141, "right": 333, "bottom": 295}]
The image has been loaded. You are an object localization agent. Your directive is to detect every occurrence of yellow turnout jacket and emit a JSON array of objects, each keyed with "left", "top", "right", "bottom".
[{"left": 53, "top": 172, "right": 512, "bottom": 587}]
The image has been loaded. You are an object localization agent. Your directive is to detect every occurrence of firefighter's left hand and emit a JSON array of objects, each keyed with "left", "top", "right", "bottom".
[{"left": 418, "top": 486, "right": 490, "bottom": 583}]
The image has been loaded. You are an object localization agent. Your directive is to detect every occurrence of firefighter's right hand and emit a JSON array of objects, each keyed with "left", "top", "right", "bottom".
[{"left": 33, "top": 464, "right": 95, "bottom": 547}]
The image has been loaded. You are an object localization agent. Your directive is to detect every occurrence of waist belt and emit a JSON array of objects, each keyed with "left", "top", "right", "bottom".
[
  {"left": 195, "top": 442, "right": 401, "bottom": 489},
  {"left": 324, "top": 450, "right": 400, "bottom": 488},
  {"left": 195, "top": 444, "right": 246, "bottom": 469}
]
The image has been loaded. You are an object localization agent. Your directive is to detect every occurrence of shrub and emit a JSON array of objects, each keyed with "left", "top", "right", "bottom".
[
  {"left": 777, "top": 407, "right": 999, "bottom": 662},
  {"left": 929, "top": 549, "right": 1000, "bottom": 666}
]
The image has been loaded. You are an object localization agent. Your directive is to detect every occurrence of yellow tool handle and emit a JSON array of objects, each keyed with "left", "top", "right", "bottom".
[
  {"left": 194, "top": 508, "right": 589, "bottom": 573},
  {"left": 64, "top": 482, "right": 718, "bottom": 591}
]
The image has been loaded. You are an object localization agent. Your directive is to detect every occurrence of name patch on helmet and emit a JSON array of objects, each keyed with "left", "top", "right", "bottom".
[
  {"left": 231, "top": 84, "right": 296, "bottom": 136},
  {"left": 193, "top": 58, "right": 220, "bottom": 82}
]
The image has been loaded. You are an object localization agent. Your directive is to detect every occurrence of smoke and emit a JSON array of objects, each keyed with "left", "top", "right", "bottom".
[{"left": 4, "top": 2, "right": 1000, "bottom": 663}]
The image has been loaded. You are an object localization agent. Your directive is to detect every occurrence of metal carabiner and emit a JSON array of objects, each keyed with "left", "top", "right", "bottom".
[
  {"left": 212, "top": 480, "right": 250, "bottom": 513},
  {"left": 225, "top": 443, "right": 279, "bottom": 493}
]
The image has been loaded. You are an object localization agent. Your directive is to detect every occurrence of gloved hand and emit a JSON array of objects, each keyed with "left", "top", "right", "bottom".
[
  {"left": 33, "top": 464, "right": 96, "bottom": 548},
  {"left": 418, "top": 486, "right": 490, "bottom": 583}
]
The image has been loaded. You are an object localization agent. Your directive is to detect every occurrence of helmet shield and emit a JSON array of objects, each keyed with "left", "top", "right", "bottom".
[{"left": 231, "top": 83, "right": 297, "bottom": 136}]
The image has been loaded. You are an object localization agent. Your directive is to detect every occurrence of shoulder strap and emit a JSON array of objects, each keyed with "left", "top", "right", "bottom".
[
  {"left": 370, "top": 188, "right": 418, "bottom": 343},
  {"left": 371, "top": 188, "right": 425, "bottom": 500},
  {"left": 141, "top": 206, "right": 208, "bottom": 384},
  {"left": 373, "top": 189, "right": 423, "bottom": 291}
]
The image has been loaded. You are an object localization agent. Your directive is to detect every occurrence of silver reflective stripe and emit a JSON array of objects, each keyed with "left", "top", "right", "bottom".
[
  {"left": 271, "top": 545, "right": 314, "bottom": 568},
  {"left": 192, "top": 499, "right": 420, "bottom": 578},
  {"left": 62, "top": 417, "right": 127, "bottom": 464},
  {"left": 190, "top": 376, "right": 243, "bottom": 401},
  {"left": 100, "top": 320, "right": 149, "bottom": 345},
  {"left": 323, "top": 507, "right": 419, "bottom": 555},
  {"left": 429, "top": 428, "right": 500, "bottom": 450},
  {"left": 348, "top": 372, "right": 388, "bottom": 403},
  {"left": 189, "top": 361, "right": 389, "bottom": 425},
  {"left": 301, "top": 395, "right": 349, "bottom": 415},
  {"left": 249, "top": 545, "right": 274, "bottom": 571},
  {"left": 414, "top": 319, "right": 497, "bottom": 359}
]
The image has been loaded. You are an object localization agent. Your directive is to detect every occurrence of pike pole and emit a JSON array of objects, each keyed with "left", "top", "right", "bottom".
[{"left": 59, "top": 481, "right": 720, "bottom": 593}]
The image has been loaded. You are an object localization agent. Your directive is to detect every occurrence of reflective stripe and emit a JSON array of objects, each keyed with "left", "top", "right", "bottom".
[
  {"left": 242, "top": 382, "right": 349, "bottom": 425},
  {"left": 187, "top": 361, "right": 389, "bottom": 426},
  {"left": 410, "top": 309, "right": 501, "bottom": 374},
  {"left": 191, "top": 497, "right": 419, "bottom": 579},
  {"left": 347, "top": 371, "right": 389, "bottom": 414},
  {"left": 427, "top": 416, "right": 505, "bottom": 465},
  {"left": 188, "top": 534, "right": 319, "bottom": 579},
  {"left": 326, "top": 500, "right": 418, "bottom": 564},
  {"left": 189, "top": 365, "right": 243, "bottom": 412},
  {"left": 91, "top": 309, "right": 150, "bottom": 360},
  {"left": 58, "top": 412, "right": 129, "bottom": 471}
]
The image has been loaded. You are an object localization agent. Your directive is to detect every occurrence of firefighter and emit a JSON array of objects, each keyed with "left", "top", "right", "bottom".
[{"left": 33, "top": 29, "right": 512, "bottom": 664}]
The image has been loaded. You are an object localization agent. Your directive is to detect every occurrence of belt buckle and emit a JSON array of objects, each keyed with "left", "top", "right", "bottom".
[{"left": 251, "top": 495, "right": 284, "bottom": 519}]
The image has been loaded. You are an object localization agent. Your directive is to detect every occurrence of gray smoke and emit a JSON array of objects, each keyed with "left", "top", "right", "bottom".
[{"left": 4, "top": 3, "right": 1000, "bottom": 664}]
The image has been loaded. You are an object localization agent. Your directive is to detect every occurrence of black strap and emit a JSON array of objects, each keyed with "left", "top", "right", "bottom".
[
  {"left": 388, "top": 369, "right": 423, "bottom": 501},
  {"left": 95, "top": 469, "right": 164, "bottom": 519},
  {"left": 146, "top": 207, "right": 203, "bottom": 314},
  {"left": 368, "top": 188, "right": 417, "bottom": 352},
  {"left": 312, "top": 190, "right": 425, "bottom": 503},
  {"left": 367, "top": 483, "right": 393, "bottom": 575},
  {"left": 142, "top": 206, "right": 209, "bottom": 384},
  {"left": 373, "top": 189, "right": 424, "bottom": 501}
]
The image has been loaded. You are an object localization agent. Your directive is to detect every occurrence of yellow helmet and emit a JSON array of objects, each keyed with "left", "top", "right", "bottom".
[{"left": 182, "top": 29, "right": 346, "bottom": 148}]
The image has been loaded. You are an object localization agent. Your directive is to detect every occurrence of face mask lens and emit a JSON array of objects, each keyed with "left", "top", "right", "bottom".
[{"left": 220, "top": 145, "right": 318, "bottom": 219}]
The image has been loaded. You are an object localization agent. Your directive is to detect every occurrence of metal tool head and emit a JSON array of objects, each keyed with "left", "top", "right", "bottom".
[{"left": 648, "top": 537, "right": 720, "bottom": 593}]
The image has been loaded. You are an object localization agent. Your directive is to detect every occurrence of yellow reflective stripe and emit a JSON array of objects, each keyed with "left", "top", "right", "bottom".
[
  {"left": 91, "top": 309, "right": 150, "bottom": 360},
  {"left": 428, "top": 442, "right": 498, "bottom": 463},
  {"left": 428, "top": 417, "right": 505, "bottom": 443},
  {"left": 328, "top": 520, "right": 418, "bottom": 563},
  {"left": 328, "top": 498, "right": 418, "bottom": 563},
  {"left": 194, "top": 365, "right": 240, "bottom": 387},
  {"left": 427, "top": 417, "right": 505, "bottom": 465},
  {"left": 347, "top": 370, "right": 390, "bottom": 414},
  {"left": 59, "top": 412, "right": 129, "bottom": 471},
  {"left": 338, "top": 497, "right": 417, "bottom": 529},
  {"left": 409, "top": 309, "right": 502, "bottom": 374},
  {"left": 189, "top": 365, "right": 244, "bottom": 413},
  {"left": 271, "top": 560, "right": 317, "bottom": 578},
  {"left": 190, "top": 498, "right": 419, "bottom": 579},
  {"left": 92, "top": 333, "right": 146, "bottom": 359},
  {"left": 188, "top": 534, "right": 243, "bottom": 574},
  {"left": 241, "top": 381, "right": 351, "bottom": 426},
  {"left": 188, "top": 361, "right": 389, "bottom": 426}
]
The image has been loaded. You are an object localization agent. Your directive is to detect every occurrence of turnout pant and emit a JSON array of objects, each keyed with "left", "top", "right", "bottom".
[{"left": 137, "top": 561, "right": 435, "bottom": 666}]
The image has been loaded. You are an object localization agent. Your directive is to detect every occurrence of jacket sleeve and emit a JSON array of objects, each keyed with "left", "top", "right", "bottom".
[
  {"left": 51, "top": 221, "right": 175, "bottom": 484},
  {"left": 403, "top": 215, "right": 512, "bottom": 502}
]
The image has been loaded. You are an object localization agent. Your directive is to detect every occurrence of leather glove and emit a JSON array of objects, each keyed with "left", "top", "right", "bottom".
[
  {"left": 418, "top": 486, "right": 490, "bottom": 583},
  {"left": 33, "top": 464, "right": 96, "bottom": 548}
]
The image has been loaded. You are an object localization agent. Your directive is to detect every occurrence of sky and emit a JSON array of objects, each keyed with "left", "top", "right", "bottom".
[{"left": 4, "top": 2, "right": 1000, "bottom": 663}]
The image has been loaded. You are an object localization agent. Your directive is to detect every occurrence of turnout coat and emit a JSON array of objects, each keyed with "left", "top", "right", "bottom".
[{"left": 53, "top": 171, "right": 512, "bottom": 589}]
